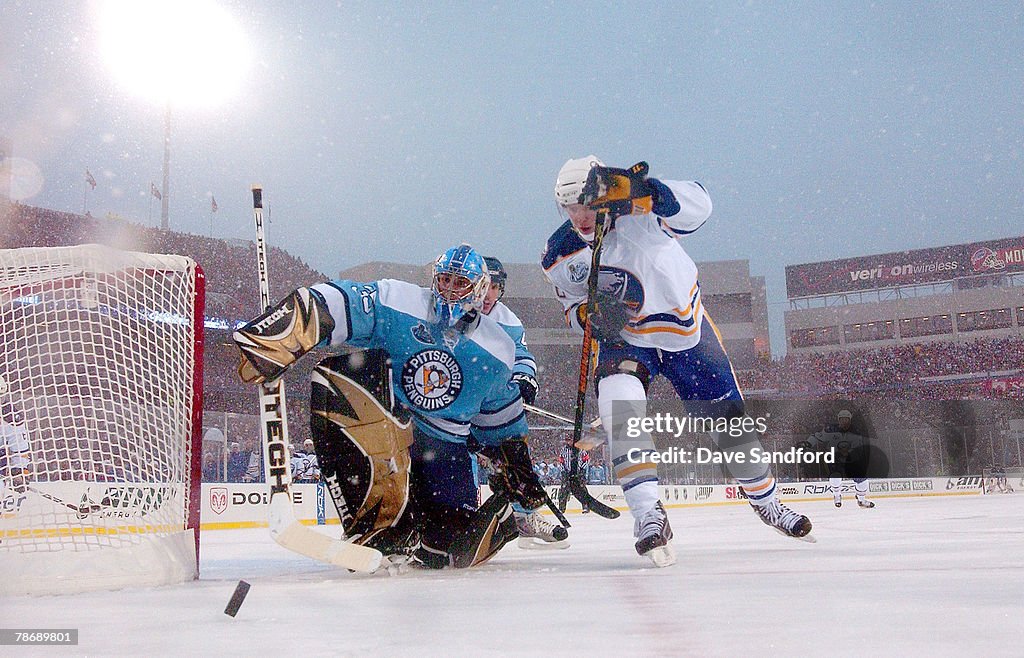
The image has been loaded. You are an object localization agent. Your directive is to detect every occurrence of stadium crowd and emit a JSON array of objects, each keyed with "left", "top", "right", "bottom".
[{"left": 3, "top": 202, "right": 1021, "bottom": 485}]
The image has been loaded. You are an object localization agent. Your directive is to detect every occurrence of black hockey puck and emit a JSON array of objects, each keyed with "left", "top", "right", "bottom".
[{"left": 224, "top": 580, "right": 251, "bottom": 617}]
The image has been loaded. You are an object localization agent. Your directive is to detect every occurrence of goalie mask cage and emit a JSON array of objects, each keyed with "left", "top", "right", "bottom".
[{"left": 0, "top": 244, "right": 204, "bottom": 596}]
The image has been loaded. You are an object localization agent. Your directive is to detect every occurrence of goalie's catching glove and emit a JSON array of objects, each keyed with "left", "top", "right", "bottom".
[
  {"left": 582, "top": 161, "right": 654, "bottom": 217},
  {"left": 479, "top": 439, "right": 547, "bottom": 510},
  {"left": 233, "top": 287, "right": 334, "bottom": 384}
]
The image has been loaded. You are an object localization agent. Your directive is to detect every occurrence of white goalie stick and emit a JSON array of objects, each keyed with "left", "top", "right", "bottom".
[
  {"left": 249, "top": 185, "right": 382, "bottom": 573},
  {"left": 523, "top": 404, "right": 605, "bottom": 450}
]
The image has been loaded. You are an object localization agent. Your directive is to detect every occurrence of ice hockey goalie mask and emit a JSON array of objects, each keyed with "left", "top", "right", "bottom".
[{"left": 432, "top": 244, "right": 490, "bottom": 327}]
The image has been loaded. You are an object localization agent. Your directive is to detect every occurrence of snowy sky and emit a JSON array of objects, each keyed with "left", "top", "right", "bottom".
[{"left": 2, "top": 1, "right": 1022, "bottom": 354}]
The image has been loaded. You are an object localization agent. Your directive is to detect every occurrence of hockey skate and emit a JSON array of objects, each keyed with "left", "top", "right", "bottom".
[
  {"left": 515, "top": 511, "right": 569, "bottom": 550},
  {"left": 856, "top": 498, "right": 875, "bottom": 509},
  {"left": 634, "top": 502, "right": 675, "bottom": 567},
  {"left": 833, "top": 495, "right": 842, "bottom": 508},
  {"left": 750, "top": 498, "right": 815, "bottom": 542}
]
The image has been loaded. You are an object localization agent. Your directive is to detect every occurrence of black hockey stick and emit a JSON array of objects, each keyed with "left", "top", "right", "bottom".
[
  {"left": 29, "top": 486, "right": 107, "bottom": 518},
  {"left": 542, "top": 488, "right": 571, "bottom": 528},
  {"left": 476, "top": 446, "right": 571, "bottom": 528},
  {"left": 568, "top": 208, "right": 620, "bottom": 519}
]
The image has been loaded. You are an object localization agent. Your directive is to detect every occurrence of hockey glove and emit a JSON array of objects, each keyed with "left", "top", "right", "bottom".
[
  {"left": 587, "top": 292, "right": 633, "bottom": 343},
  {"left": 481, "top": 439, "right": 548, "bottom": 510},
  {"left": 582, "top": 161, "right": 654, "bottom": 217},
  {"left": 511, "top": 372, "right": 538, "bottom": 405},
  {"left": 234, "top": 287, "right": 335, "bottom": 384}
]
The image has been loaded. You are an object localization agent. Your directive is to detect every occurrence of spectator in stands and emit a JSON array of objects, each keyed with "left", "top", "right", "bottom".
[
  {"left": 202, "top": 451, "right": 221, "bottom": 482},
  {"left": 227, "top": 441, "right": 253, "bottom": 483}
]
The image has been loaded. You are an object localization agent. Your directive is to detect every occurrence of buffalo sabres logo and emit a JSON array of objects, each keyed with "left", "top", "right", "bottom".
[
  {"left": 401, "top": 349, "right": 463, "bottom": 411},
  {"left": 598, "top": 267, "right": 645, "bottom": 312},
  {"left": 567, "top": 260, "right": 589, "bottom": 284},
  {"left": 411, "top": 322, "right": 435, "bottom": 345}
]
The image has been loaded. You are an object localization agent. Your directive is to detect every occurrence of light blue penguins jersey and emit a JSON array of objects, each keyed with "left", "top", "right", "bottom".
[
  {"left": 310, "top": 278, "right": 528, "bottom": 445},
  {"left": 486, "top": 301, "right": 536, "bottom": 379}
]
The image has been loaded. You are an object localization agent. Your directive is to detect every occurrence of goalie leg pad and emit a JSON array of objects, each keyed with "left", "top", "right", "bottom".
[
  {"left": 311, "top": 350, "right": 416, "bottom": 552},
  {"left": 448, "top": 493, "right": 518, "bottom": 569},
  {"left": 407, "top": 433, "right": 517, "bottom": 568},
  {"left": 234, "top": 287, "right": 335, "bottom": 383}
]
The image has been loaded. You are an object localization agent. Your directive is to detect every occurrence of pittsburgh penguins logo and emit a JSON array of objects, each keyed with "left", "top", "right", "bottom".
[{"left": 401, "top": 349, "right": 463, "bottom": 411}]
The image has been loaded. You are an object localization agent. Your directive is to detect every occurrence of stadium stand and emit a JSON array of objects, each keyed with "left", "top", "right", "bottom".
[{"left": 5, "top": 202, "right": 1020, "bottom": 483}]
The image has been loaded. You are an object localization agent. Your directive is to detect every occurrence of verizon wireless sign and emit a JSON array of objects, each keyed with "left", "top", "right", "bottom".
[{"left": 786, "top": 236, "right": 1024, "bottom": 297}]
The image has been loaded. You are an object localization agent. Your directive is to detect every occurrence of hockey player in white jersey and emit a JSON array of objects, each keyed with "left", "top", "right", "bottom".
[
  {"left": 291, "top": 438, "right": 321, "bottom": 483},
  {"left": 1, "top": 403, "right": 31, "bottom": 499},
  {"left": 482, "top": 256, "right": 567, "bottom": 549},
  {"left": 804, "top": 409, "right": 876, "bottom": 508},
  {"left": 543, "top": 156, "right": 813, "bottom": 566},
  {"left": 235, "top": 244, "right": 552, "bottom": 569}
]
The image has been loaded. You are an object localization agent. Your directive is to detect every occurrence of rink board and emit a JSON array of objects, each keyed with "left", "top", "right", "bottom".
[{"left": 198, "top": 475, "right": 1010, "bottom": 530}]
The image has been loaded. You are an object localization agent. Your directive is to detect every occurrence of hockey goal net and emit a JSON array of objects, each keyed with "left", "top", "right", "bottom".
[{"left": 0, "top": 244, "right": 204, "bottom": 595}]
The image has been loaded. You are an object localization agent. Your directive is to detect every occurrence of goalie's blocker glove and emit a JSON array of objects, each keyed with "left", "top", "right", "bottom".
[
  {"left": 479, "top": 438, "right": 547, "bottom": 510},
  {"left": 234, "top": 287, "right": 335, "bottom": 384},
  {"left": 582, "top": 161, "right": 655, "bottom": 217}
]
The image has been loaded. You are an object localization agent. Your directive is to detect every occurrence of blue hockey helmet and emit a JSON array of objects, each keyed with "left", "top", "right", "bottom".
[{"left": 432, "top": 244, "right": 490, "bottom": 326}]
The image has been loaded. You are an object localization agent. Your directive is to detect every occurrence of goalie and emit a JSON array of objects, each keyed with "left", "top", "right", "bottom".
[{"left": 234, "top": 244, "right": 555, "bottom": 569}]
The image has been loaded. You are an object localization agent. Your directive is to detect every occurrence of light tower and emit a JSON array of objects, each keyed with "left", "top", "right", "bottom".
[{"left": 99, "top": 0, "right": 249, "bottom": 230}]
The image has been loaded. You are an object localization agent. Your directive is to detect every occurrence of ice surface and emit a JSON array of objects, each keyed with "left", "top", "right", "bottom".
[{"left": 3, "top": 495, "right": 1022, "bottom": 657}]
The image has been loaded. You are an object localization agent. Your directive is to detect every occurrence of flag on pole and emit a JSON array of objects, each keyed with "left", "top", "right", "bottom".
[
  {"left": 211, "top": 196, "right": 218, "bottom": 213},
  {"left": 85, "top": 170, "right": 97, "bottom": 189},
  {"left": 151, "top": 183, "right": 162, "bottom": 200}
]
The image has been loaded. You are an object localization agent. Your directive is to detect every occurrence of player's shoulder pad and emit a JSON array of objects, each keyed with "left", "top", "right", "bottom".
[
  {"left": 541, "top": 220, "right": 587, "bottom": 271},
  {"left": 377, "top": 279, "right": 432, "bottom": 318},
  {"left": 469, "top": 313, "right": 516, "bottom": 369},
  {"left": 487, "top": 301, "right": 523, "bottom": 329}
]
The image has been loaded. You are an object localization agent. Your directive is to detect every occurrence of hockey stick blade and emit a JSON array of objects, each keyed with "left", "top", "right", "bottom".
[
  {"left": 269, "top": 497, "right": 383, "bottom": 572},
  {"left": 569, "top": 478, "right": 620, "bottom": 519},
  {"left": 28, "top": 486, "right": 106, "bottom": 517}
]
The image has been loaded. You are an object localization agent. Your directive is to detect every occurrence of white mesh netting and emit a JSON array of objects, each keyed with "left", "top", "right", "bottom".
[{"left": 0, "top": 244, "right": 203, "bottom": 595}]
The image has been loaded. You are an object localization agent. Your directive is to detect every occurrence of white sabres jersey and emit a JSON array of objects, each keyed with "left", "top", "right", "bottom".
[
  {"left": 806, "top": 427, "right": 869, "bottom": 455},
  {"left": 1, "top": 419, "right": 31, "bottom": 471},
  {"left": 291, "top": 452, "right": 320, "bottom": 481},
  {"left": 542, "top": 179, "right": 712, "bottom": 352}
]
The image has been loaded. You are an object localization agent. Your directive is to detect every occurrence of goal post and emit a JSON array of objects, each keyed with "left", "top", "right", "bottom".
[{"left": 0, "top": 244, "right": 204, "bottom": 595}]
